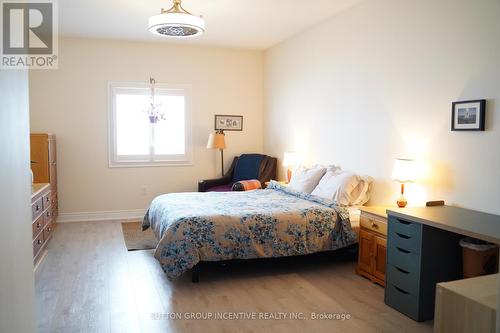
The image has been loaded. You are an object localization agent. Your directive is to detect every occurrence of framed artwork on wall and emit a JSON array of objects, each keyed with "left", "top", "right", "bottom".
[
  {"left": 215, "top": 115, "right": 243, "bottom": 131},
  {"left": 451, "top": 100, "right": 486, "bottom": 131}
]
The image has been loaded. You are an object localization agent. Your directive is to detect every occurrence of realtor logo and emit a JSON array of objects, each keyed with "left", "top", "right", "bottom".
[{"left": 1, "top": 0, "right": 58, "bottom": 69}]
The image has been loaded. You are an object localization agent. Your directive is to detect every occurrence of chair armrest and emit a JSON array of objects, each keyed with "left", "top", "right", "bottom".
[{"left": 198, "top": 176, "right": 232, "bottom": 192}]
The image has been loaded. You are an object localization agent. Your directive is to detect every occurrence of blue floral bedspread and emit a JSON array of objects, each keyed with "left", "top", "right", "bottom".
[{"left": 143, "top": 182, "right": 357, "bottom": 280}]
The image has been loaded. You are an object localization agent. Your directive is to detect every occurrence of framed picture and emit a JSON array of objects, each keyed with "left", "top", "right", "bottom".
[
  {"left": 451, "top": 100, "right": 486, "bottom": 131},
  {"left": 214, "top": 115, "right": 243, "bottom": 131}
]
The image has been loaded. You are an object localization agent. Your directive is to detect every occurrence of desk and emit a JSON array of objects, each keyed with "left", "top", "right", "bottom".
[{"left": 384, "top": 206, "right": 500, "bottom": 322}]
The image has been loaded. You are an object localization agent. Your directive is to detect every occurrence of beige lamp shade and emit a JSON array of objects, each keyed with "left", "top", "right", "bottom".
[
  {"left": 392, "top": 158, "right": 417, "bottom": 183},
  {"left": 207, "top": 133, "right": 226, "bottom": 149}
]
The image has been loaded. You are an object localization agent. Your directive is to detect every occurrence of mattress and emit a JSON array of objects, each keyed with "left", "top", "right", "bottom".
[{"left": 143, "top": 182, "right": 358, "bottom": 280}]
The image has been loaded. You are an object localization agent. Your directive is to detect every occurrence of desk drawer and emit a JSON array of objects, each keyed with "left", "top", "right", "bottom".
[
  {"left": 388, "top": 216, "right": 422, "bottom": 239},
  {"left": 387, "top": 244, "right": 421, "bottom": 274},
  {"left": 388, "top": 227, "right": 421, "bottom": 254},
  {"left": 386, "top": 264, "right": 420, "bottom": 296},
  {"left": 385, "top": 283, "right": 420, "bottom": 321}
]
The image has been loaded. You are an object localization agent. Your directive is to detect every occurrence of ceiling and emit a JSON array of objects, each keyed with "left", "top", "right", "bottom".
[{"left": 59, "top": 0, "right": 364, "bottom": 50}]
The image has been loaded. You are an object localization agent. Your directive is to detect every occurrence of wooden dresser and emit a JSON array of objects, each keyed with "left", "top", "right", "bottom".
[
  {"left": 30, "top": 133, "right": 58, "bottom": 220},
  {"left": 32, "top": 183, "right": 54, "bottom": 265},
  {"left": 356, "top": 206, "right": 389, "bottom": 286}
]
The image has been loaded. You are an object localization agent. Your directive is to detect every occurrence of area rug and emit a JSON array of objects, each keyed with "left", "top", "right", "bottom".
[{"left": 121, "top": 222, "right": 157, "bottom": 251}]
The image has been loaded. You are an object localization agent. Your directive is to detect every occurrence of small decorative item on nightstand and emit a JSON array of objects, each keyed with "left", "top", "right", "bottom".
[{"left": 356, "top": 207, "right": 389, "bottom": 287}]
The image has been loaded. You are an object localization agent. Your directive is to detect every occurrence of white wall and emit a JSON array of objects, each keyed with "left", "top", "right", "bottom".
[
  {"left": 0, "top": 71, "right": 36, "bottom": 333},
  {"left": 264, "top": 0, "right": 500, "bottom": 214},
  {"left": 29, "top": 38, "right": 264, "bottom": 217}
]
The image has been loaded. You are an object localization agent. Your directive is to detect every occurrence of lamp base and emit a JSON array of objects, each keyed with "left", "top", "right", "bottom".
[{"left": 397, "top": 195, "right": 408, "bottom": 208}]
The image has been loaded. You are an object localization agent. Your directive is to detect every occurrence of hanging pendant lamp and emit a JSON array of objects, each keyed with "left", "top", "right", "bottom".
[{"left": 149, "top": 0, "right": 205, "bottom": 38}]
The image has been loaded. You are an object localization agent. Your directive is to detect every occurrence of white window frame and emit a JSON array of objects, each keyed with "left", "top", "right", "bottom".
[{"left": 108, "top": 82, "right": 192, "bottom": 168}]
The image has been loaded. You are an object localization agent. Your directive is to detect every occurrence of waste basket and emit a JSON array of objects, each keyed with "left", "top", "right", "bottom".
[{"left": 460, "top": 237, "right": 499, "bottom": 278}]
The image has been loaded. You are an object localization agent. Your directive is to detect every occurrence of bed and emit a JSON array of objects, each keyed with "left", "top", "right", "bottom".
[{"left": 143, "top": 181, "right": 358, "bottom": 281}]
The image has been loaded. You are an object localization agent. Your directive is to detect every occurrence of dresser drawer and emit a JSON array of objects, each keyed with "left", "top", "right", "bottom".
[
  {"left": 385, "top": 283, "right": 420, "bottom": 321},
  {"left": 42, "top": 191, "right": 51, "bottom": 210},
  {"left": 387, "top": 244, "right": 421, "bottom": 274},
  {"left": 388, "top": 227, "right": 421, "bottom": 254},
  {"left": 43, "top": 208, "right": 52, "bottom": 225},
  {"left": 360, "top": 214, "right": 387, "bottom": 235},
  {"left": 31, "top": 197, "right": 43, "bottom": 220},
  {"left": 44, "top": 222, "right": 54, "bottom": 240},
  {"left": 386, "top": 264, "right": 420, "bottom": 296},
  {"left": 32, "top": 215, "right": 44, "bottom": 239},
  {"left": 33, "top": 231, "right": 45, "bottom": 256},
  {"left": 388, "top": 216, "right": 422, "bottom": 238}
]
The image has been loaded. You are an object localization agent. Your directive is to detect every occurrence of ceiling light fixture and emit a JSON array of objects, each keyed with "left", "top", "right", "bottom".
[{"left": 148, "top": 0, "right": 205, "bottom": 38}]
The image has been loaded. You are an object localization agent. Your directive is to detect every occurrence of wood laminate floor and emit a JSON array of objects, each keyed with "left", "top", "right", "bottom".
[{"left": 35, "top": 221, "right": 433, "bottom": 333}]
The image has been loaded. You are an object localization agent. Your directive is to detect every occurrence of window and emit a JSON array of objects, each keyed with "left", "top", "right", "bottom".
[{"left": 108, "top": 82, "right": 191, "bottom": 167}]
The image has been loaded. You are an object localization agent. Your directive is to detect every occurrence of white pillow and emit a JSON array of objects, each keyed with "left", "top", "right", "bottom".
[
  {"left": 351, "top": 176, "right": 373, "bottom": 206},
  {"left": 288, "top": 165, "right": 327, "bottom": 194},
  {"left": 311, "top": 170, "right": 362, "bottom": 206}
]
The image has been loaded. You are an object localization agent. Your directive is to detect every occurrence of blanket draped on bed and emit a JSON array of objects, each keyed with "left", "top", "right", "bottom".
[{"left": 143, "top": 182, "right": 357, "bottom": 280}]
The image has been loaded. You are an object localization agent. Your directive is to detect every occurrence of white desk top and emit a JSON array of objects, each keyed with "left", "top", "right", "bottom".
[{"left": 387, "top": 206, "right": 500, "bottom": 244}]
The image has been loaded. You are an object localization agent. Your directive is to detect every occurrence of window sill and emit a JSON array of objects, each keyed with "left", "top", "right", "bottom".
[{"left": 108, "top": 162, "right": 193, "bottom": 168}]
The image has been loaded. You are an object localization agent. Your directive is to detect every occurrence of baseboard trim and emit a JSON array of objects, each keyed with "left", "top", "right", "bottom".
[{"left": 57, "top": 209, "right": 146, "bottom": 223}]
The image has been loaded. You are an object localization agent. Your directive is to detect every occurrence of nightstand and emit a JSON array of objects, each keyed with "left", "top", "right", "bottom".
[{"left": 356, "top": 206, "right": 389, "bottom": 287}]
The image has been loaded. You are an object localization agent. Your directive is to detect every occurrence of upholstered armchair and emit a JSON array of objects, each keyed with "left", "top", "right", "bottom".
[{"left": 198, "top": 154, "right": 277, "bottom": 192}]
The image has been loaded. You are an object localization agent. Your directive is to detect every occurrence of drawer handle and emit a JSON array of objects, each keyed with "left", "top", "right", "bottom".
[
  {"left": 396, "top": 232, "right": 410, "bottom": 239},
  {"left": 47, "top": 227, "right": 51, "bottom": 233},
  {"left": 36, "top": 205, "right": 40, "bottom": 211},
  {"left": 396, "top": 247, "right": 410, "bottom": 254},
  {"left": 397, "top": 219, "right": 412, "bottom": 225},
  {"left": 37, "top": 239, "right": 42, "bottom": 245},
  {"left": 395, "top": 266, "right": 409, "bottom": 274},
  {"left": 36, "top": 222, "right": 42, "bottom": 228},
  {"left": 371, "top": 221, "right": 379, "bottom": 229},
  {"left": 394, "top": 286, "right": 409, "bottom": 295}
]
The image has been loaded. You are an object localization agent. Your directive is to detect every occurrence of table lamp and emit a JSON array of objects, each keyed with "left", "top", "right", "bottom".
[
  {"left": 283, "top": 152, "right": 299, "bottom": 183},
  {"left": 207, "top": 130, "right": 226, "bottom": 176},
  {"left": 392, "top": 158, "right": 417, "bottom": 208}
]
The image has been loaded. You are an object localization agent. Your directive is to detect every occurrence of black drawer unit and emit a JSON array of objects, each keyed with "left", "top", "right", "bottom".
[{"left": 385, "top": 215, "right": 463, "bottom": 322}]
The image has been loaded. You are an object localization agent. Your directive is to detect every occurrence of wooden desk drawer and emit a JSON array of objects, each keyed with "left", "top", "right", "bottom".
[
  {"left": 388, "top": 216, "right": 422, "bottom": 238},
  {"left": 386, "top": 264, "right": 420, "bottom": 297},
  {"left": 31, "top": 197, "right": 43, "bottom": 220},
  {"left": 387, "top": 244, "right": 421, "bottom": 274},
  {"left": 388, "top": 227, "right": 422, "bottom": 254},
  {"left": 385, "top": 283, "right": 420, "bottom": 321},
  {"left": 33, "top": 231, "right": 45, "bottom": 256},
  {"left": 32, "top": 215, "right": 44, "bottom": 239},
  {"left": 360, "top": 214, "right": 387, "bottom": 235}
]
